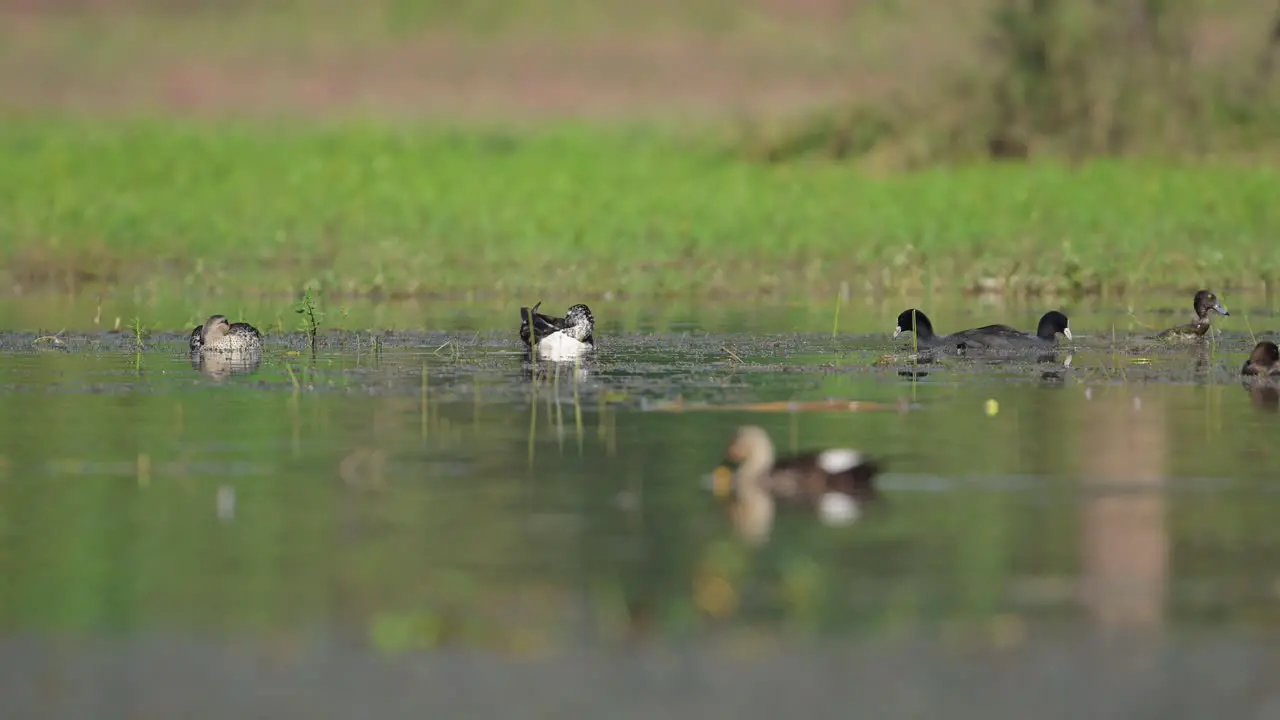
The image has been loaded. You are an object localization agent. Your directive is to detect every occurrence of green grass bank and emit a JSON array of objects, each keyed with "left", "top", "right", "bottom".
[{"left": 3, "top": 121, "right": 1279, "bottom": 303}]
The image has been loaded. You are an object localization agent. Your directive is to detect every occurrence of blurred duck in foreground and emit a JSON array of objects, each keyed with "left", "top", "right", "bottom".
[
  {"left": 189, "top": 315, "right": 262, "bottom": 353},
  {"left": 519, "top": 301, "right": 595, "bottom": 360},
  {"left": 706, "top": 425, "right": 881, "bottom": 545},
  {"left": 1156, "top": 290, "right": 1229, "bottom": 341}
]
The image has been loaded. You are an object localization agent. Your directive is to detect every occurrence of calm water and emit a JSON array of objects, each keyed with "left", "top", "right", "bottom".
[{"left": 3, "top": 300, "right": 1280, "bottom": 719}]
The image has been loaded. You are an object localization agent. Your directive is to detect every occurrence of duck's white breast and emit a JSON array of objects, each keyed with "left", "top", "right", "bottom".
[{"left": 536, "top": 332, "right": 592, "bottom": 362}]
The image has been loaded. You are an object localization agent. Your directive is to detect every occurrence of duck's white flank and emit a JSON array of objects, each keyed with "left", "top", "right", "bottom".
[
  {"left": 535, "top": 332, "right": 592, "bottom": 361},
  {"left": 815, "top": 449, "right": 863, "bottom": 474},
  {"left": 818, "top": 493, "right": 860, "bottom": 524}
]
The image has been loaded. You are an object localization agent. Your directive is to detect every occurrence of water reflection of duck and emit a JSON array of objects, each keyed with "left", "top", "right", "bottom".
[
  {"left": 521, "top": 357, "right": 590, "bottom": 385},
  {"left": 191, "top": 350, "right": 263, "bottom": 381},
  {"left": 189, "top": 315, "right": 263, "bottom": 353},
  {"left": 1155, "top": 290, "right": 1229, "bottom": 342},
  {"left": 706, "top": 425, "right": 881, "bottom": 545},
  {"left": 519, "top": 301, "right": 595, "bottom": 361}
]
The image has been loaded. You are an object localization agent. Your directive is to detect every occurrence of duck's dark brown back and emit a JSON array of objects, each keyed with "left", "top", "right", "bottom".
[{"left": 767, "top": 453, "right": 880, "bottom": 505}]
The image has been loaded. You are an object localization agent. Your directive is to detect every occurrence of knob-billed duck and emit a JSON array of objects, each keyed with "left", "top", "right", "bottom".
[
  {"left": 189, "top": 315, "right": 262, "bottom": 353},
  {"left": 1155, "top": 290, "right": 1229, "bottom": 341},
  {"left": 519, "top": 301, "right": 595, "bottom": 360}
]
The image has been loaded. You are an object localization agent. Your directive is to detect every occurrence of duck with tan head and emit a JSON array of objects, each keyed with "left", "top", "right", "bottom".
[
  {"left": 190, "top": 314, "right": 263, "bottom": 354},
  {"left": 707, "top": 425, "right": 882, "bottom": 544}
]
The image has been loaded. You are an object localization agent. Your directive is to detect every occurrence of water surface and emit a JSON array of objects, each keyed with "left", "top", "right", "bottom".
[{"left": 2, "top": 306, "right": 1280, "bottom": 719}]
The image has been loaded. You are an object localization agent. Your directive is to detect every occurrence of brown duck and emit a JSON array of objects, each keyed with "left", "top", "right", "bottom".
[
  {"left": 1242, "top": 340, "right": 1280, "bottom": 377},
  {"left": 707, "top": 425, "right": 881, "bottom": 543},
  {"left": 1155, "top": 290, "right": 1229, "bottom": 341}
]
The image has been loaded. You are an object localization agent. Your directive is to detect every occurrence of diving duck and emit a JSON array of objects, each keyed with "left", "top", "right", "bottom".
[
  {"left": 519, "top": 301, "right": 595, "bottom": 360},
  {"left": 1241, "top": 340, "right": 1280, "bottom": 377},
  {"left": 1155, "top": 290, "right": 1229, "bottom": 341},
  {"left": 189, "top": 315, "right": 263, "bottom": 353},
  {"left": 707, "top": 425, "right": 881, "bottom": 544}
]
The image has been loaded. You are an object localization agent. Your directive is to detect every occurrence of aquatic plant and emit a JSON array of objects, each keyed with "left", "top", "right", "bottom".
[{"left": 293, "top": 288, "right": 324, "bottom": 352}]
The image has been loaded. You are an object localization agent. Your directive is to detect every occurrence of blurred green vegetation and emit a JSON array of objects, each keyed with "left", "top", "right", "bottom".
[
  {"left": 753, "top": 0, "right": 1280, "bottom": 164},
  {"left": 2, "top": 122, "right": 1278, "bottom": 304},
  {"left": 3, "top": 0, "right": 1277, "bottom": 161}
]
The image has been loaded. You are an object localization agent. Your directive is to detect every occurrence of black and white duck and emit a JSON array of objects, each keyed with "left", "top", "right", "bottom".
[{"left": 519, "top": 301, "right": 595, "bottom": 360}]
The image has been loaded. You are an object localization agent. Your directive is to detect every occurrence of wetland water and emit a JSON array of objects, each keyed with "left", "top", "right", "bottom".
[{"left": 2, "top": 301, "right": 1280, "bottom": 719}]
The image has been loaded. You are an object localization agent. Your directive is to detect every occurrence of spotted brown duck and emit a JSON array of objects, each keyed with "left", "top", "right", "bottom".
[{"left": 189, "top": 315, "right": 262, "bottom": 353}]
